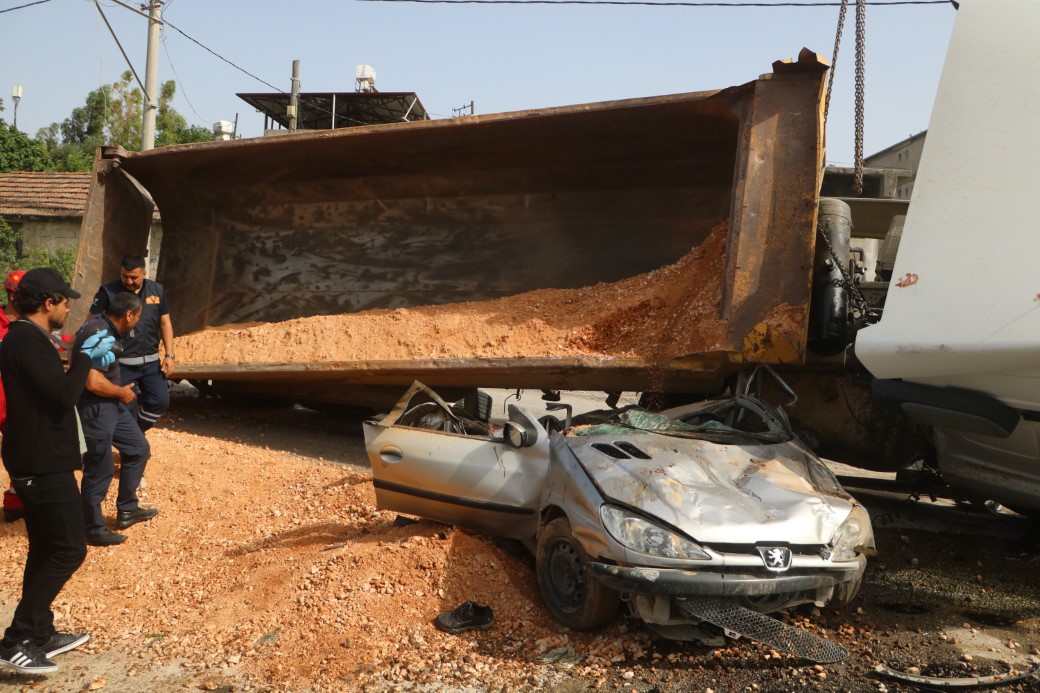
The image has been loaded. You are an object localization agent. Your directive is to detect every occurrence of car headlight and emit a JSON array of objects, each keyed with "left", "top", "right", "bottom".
[
  {"left": 600, "top": 505, "right": 711, "bottom": 560},
  {"left": 829, "top": 505, "right": 874, "bottom": 561}
]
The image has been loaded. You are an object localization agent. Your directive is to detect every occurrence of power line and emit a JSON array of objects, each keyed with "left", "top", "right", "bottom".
[
  {"left": 92, "top": 0, "right": 146, "bottom": 92},
  {"left": 161, "top": 17, "right": 283, "bottom": 93},
  {"left": 159, "top": 14, "right": 373, "bottom": 127},
  {"left": 161, "top": 31, "right": 211, "bottom": 126},
  {"left": 0, "top": 0, "right": 53, "bottom": 14},
  {"left": 358, "top": 0, "right": 949, "bottom": 5}
]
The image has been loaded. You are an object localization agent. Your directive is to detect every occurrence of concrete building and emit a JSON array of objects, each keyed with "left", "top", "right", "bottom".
[
  {"left": 0, "top": 171, "right": 163, "bottom": 274},
  {"left": 0, "top": 171, "right": 91, "bottom": 254},
  {"left": 863, "top": 130, "right": 928, "bottom": 199}
]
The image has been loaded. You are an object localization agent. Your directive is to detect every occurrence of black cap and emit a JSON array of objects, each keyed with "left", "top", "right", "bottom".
[{"left": 19, "top": 268, "right": 82, "bottom": 299}]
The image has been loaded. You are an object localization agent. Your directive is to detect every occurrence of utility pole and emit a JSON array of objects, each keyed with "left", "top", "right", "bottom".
[
  {"left": 288, "top": 60, "right": 301, "bottom": 133},
  {"left": 11, "top": 85, "right": 21, "bottom": 130},
  {"left": 141, "top": 0, "right": 162, "bottom": 151}
]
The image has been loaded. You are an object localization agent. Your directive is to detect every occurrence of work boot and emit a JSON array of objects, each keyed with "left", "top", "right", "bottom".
[
  {"left": 86, "top": 528, "right": 127, "bottom": 547},
  {"left": 433, "top": 601, "right": 495, "bottom": 634},
  {"left": 116, "top": 506, "right": 158, "bottom": 529}
]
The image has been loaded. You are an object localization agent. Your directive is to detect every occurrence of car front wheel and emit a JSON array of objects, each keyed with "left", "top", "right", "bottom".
[{"left": 536, "top": 517, "right": 620, "bottom": 630}]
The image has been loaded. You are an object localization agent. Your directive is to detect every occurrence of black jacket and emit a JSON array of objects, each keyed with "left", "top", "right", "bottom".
[{"left": 0, "top": 320, "right": 91, "bottom": 476}]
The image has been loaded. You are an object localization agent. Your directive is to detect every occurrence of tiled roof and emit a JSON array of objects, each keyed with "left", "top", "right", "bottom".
[{"left": 0, "top": 171, "right": 92, "bottom": 219}]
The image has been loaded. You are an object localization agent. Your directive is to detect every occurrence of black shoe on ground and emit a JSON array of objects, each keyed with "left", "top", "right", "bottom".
[
  {"left": 86, "top": 528, "right": 127, "bottom": 546},
  {"left": 434, "top": 600, "right": 495, "bottom": 634},
  {"left": 0, "top": 638, "right": 58, "bottom": 674},
  {"left": 42, "top": 632, "right": 89, "bottom": 658},
  {"left": 2, "top": 507, "right": 23, "bottom": 522},
  {"left": 116, "top": 506, "right": 158, "bottom": 530}
]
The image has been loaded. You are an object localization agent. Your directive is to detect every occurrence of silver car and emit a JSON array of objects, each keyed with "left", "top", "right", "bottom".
[{"left": 363, "top": 382, "right": 874, "bottom": 646}]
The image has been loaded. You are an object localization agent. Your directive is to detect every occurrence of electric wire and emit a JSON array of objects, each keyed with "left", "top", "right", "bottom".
[
  {"left": 161, "top": 17, "right": 282, "bottom": 93},
  {"left": 92, "top": 0, "right": 146, "bottom": 92},
  {"left": 358, "top": 0, "right": 948, "bottom": 5},
  {"left": 101, "top": 0, "right": 154, "bottom": 21},
  {"left": 159, "top": 15, "right": 371, "bottom": 128},
  {"left": 0, "top": 0, "right": 53, "bottom": 14},
  {"left": 160, "top": 30, "right": 211, "bottom": 125}
]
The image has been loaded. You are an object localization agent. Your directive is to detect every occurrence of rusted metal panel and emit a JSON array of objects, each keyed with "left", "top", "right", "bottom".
[
  {"left": 73, "top": 56, "right": 827, "bottom": 404},
  {"left": 69, "top": 147, "right": 154, "bottom": 330},
  {"left": 723, "top": 49, "right": 828, "bottom": 359}
]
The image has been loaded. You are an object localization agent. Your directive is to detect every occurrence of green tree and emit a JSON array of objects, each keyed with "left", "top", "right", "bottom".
[
  {"left": 30, "top": 76, "right": 211, "bottom": 172},
  {"left": 16, "top": 245, "right": 77, "bottom": 282},
  {"left": 0, "top": 120, "right": 52, "bottom": 172},
  {"left": 0, "top": 216, "right": 78, "bottom": 283},
  {"left": 32, "top": 86, "right": 109, "bottom": 172},
  {"left": 35, "top": 124, "right": 94, "bottom": 172},
  {"left": 0, "top": 216, "right": 19, "bottom": 268},
  {"left": 107, "top": 71, "right": 142, "bottom": 149},
  {"left": 155, "top": 80, "right": 214, "bottom": 146},
  {"left": 60, "top": 86, "right": 109, "bottom": 146}
]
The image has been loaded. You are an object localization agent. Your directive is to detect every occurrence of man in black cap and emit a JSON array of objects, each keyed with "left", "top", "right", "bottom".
[{"left": 0, "top": 268, "right": 117, "bottom": 674}]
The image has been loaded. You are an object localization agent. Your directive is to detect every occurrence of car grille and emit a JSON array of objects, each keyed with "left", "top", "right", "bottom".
[{"left": 702, "top": 543, "right": 827, "bottom": 557}]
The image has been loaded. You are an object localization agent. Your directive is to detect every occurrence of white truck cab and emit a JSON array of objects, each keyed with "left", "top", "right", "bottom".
[{"left": 856, "top": 0, "right": 1040, "bottom": 514}]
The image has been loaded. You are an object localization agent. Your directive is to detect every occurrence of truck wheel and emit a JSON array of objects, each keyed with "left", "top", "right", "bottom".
[{"left": 536, "top": 517, "right": 620, "bottom": 630}]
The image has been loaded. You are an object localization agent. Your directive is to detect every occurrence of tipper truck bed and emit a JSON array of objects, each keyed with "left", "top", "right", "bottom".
[{"left": 71, "top": 50, "right": 829, "bottom": 407}]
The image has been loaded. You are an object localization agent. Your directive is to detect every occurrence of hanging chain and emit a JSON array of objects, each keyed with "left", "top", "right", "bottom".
[
  {"left": 816, "top": 225, "right": 878, "bottom": 326},
  {"left": 853, "top": 0, "right": 867, "bottom": 195},
  {"left": 824, "top": 0, "right": 849, "bottom": 124}
]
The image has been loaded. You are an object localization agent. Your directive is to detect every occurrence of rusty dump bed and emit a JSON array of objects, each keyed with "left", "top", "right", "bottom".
[{"left": 72, "top": 51, "right": 826, "bottom": 405}]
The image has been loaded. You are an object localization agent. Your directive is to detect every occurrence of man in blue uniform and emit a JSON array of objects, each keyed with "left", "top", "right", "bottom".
[
  {"left": 90, "top": 255, "right": 176, "bottom": 432},
  {"left": 74, "top": 291, "right": 156, "bottom": 547}
]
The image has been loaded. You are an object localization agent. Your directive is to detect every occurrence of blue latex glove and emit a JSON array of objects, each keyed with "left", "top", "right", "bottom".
[{"left": 80, "top": 331, "right": 117, "bottom": 369}]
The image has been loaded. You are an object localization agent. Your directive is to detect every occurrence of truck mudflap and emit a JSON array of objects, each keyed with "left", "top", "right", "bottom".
[{"left": 72, "top": 50, "right": 828, "bottom": 404}]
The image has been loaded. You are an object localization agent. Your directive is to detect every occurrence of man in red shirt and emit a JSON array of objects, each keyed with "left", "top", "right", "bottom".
[{"left": 1, "top": 270, "right": 25, "bottom": 522}]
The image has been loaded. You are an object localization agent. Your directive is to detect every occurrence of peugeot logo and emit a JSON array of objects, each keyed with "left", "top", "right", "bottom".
[{"left": 757, "top": 546, "right": 792, "bottom": 572}]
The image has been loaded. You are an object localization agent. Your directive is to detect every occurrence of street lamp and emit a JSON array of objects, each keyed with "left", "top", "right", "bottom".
[{"left": 11, "top": 85, "right": 22, "bottom": 130}]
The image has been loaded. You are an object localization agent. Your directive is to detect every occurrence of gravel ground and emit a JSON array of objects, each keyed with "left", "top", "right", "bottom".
[{"left": 1, "top": 388, "right": 1039, "bottom": 692}]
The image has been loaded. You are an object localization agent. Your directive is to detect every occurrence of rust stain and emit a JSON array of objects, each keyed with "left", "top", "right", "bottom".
[{"left": 895, "top": 273, "right": 919, "bottom": 288}]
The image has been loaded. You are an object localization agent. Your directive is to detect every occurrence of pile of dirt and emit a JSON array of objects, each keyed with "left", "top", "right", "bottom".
[
  {"left": 0, "top": 403, "right": 677, "bottom": 692},
  {"left": 173, "top": 223, "right": 752, "bottom": 366},
  {"left": 3, "top": 397, "right": 1040, "bottom": 692}
]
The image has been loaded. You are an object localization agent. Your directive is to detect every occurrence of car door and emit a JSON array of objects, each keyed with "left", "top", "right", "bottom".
[{"left": 363, "top": 383, "right": 549, "bottom": 541}]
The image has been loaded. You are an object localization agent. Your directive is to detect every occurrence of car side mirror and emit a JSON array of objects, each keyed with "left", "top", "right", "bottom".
[{"left": 503, "top": 422, "right": 534, "bottom": 448}]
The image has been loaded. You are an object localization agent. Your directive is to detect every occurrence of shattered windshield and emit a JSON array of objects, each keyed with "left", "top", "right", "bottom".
[{"left": 569, "top": 397, "right": 793, "bottom": 445}]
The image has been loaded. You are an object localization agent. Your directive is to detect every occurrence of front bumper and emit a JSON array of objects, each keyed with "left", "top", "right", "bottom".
[{"left": 589, "top": 557, "right": 865, "bottom": 597}]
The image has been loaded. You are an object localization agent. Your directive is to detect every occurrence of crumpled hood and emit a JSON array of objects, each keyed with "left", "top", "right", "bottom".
[{"left": 566, "top": 433, "right": 855, "bottom": 545}]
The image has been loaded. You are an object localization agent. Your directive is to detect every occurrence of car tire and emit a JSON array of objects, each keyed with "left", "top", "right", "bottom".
[{"left": 536, "top": 517, "right": 620, "bottom": 630}]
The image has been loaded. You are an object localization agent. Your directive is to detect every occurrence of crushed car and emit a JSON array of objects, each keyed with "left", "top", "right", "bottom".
[{"left": 362, "top": 381, "right": 875, "bottom": 662}]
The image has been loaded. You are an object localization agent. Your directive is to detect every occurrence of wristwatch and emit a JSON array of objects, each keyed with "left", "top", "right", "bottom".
[{"left": 164, "top": 353, "right": 175, "bottom": 360}]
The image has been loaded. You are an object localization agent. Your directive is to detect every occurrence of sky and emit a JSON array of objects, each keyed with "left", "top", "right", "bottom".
[{"left": 0, "top": 0, "right": 957, "bottom": 165}]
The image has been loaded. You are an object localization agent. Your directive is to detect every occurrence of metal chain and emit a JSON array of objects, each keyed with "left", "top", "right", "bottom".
[
  {"left": 824, "top": 0, "right": 849, "bottom": 123},
  {"left": 853, "top": 0, "right": 866, "bottom": 195},
  {"left": 816, "top": 224, "right": 877, "bottom": 325}
]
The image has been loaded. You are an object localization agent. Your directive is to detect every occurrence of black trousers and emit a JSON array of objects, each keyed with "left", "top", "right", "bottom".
[
  {"left": 2, "top": 471, "right": 87, "bottom": 647},
  {"left": 79, "top": 401, "right": 150, "bottom": 533}
]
